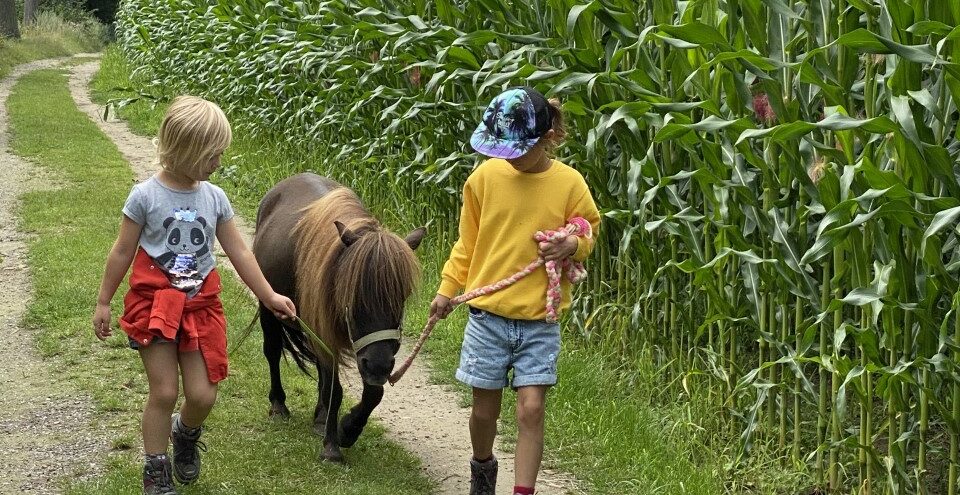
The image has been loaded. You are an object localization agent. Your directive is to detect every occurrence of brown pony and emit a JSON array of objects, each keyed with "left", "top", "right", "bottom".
[{"left": 253, "top": 173, "right": 424, "bottom": 463}]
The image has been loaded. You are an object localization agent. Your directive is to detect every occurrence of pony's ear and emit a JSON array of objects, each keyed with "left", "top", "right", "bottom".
[
  {"left": 334, "top": 220, "right": 361, "bottom": 247},
  {"left": 404, "top": 226, "right": 427, "bottom": 251}
]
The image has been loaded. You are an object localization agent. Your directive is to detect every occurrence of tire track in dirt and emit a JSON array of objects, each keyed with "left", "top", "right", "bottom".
[
  {"left": 0, "top": 58, "right": 105, "bottom": 494},
  {"left": 68, "top": 59, "right": 581, "bottom": 495}
]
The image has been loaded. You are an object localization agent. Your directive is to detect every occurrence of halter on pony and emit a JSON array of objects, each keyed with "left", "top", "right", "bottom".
[
  {"left": 292, "top": 316, "right": 401, "bottom": 359},
  {"left": 388, "top": 217, "right": 593, "bottom": 385}
]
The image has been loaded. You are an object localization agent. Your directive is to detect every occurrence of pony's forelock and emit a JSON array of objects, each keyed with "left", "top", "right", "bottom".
[{"left": 334, "top": 230, "right": 420, "bottom": 323}]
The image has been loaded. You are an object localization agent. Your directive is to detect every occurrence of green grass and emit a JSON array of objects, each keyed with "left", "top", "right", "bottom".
[
  {"left": 89, "top": 45, "right": 811, "bottom": 493},
  {"left": 10, "top": 68, "right": 433, "bottom": 494},
  {"left": 0, "top": 12, "right": 104, "bottom": 79}
]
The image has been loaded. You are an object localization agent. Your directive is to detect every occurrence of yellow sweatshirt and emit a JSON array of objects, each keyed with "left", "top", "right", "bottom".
[{"left": 438, "top": 158, "right": 601, "bottom": 320}]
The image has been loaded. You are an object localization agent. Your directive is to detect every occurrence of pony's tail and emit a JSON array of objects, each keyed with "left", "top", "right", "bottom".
[
  {"left": 228, "top": 307, "right": 319, "bottom": 377},
  {"left": 276, "top": 318, "right": 320, "bottom": 376}
]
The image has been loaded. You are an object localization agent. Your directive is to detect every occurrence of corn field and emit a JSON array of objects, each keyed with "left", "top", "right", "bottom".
[{"left": 115, "top": 0, "right": 960, "bottom": 492}]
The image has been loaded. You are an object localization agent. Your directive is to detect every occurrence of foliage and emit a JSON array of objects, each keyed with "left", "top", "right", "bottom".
[
  {"left": 15, "top": 0, "right": 100, "bottom": 23},
  {"left": 114, "top": 0, "right": 960, "bottom": 493}
]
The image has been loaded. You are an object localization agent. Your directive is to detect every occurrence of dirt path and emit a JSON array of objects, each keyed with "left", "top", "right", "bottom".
[
  {"left": 69, "top": 59, "right": 580, "bottom": 495},
  {"left": 0, "top": 59, "right": 105, "bottom": 493}
]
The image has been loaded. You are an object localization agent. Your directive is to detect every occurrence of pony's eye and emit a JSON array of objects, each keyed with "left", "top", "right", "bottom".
[
  {"left": 168, "top": 228, "right": 180, "bottom": 246},
  {"left": 191, "top": 228, "right": 204, "bottom": 245}
]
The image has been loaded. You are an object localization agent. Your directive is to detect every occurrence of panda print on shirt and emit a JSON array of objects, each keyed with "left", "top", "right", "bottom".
[
  {"left": 154, "top": 208, "right": 212, "bottom": 292},
  {"left": 122, "top": 177, "right": 235, "bottom": 297}
]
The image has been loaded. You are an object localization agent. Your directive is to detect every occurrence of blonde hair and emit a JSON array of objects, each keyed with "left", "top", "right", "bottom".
[{"left": 156, "top": 96, "right": 232, "bottom": 176}]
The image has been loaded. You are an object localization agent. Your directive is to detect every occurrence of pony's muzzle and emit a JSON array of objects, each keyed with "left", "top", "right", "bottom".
[{"left": 359, "top": 355, "right": 395, "bottom": 386}]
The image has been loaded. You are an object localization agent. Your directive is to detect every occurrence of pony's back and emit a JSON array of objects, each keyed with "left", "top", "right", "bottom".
[{"left": 253, "top": 173, "right": 341, "bottom": 298}]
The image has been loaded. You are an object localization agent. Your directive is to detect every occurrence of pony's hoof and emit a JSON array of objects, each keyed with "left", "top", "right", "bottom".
[
  {"left": 321, "top": 444, "right": 344, "bottom": 463},
  {"left": 338, "top": 420, "right": 362, "bottom": 448},
  {"left": 268, "top": 403, "right": 291, "bottom": 419},
  {"left": 338, "top": 432, "right": 359, "bottom": 448}
]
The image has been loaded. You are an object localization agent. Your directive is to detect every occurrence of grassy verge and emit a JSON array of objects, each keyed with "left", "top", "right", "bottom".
[
  {"left": 89, "top": 46, "right": 810, "bottom": 493},
  {"left": 10, "top": 68, "right": 433, "bottom": 494},
  {"left": 0, "top": 11, "right": 105, "bottom": 79}
]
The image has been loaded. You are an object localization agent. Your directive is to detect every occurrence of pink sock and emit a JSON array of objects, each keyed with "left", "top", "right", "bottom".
[{"left": 514, "top": 486, "right": 534, "bottom": 495}]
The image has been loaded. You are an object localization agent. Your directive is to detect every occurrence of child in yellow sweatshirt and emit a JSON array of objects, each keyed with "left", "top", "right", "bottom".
[{"left": 430, "top": 87, "right": 601, "bottom": 495}]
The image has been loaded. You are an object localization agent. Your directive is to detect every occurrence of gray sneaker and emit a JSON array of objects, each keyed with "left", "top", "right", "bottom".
[
  {"left": 469, "top": 456, "right": 498, "bottom": 495},
  {"left": 170, "top": 413, "right": 206, "bottom": 485},
  {"left": 143, "top": 454, "right": 177, "bottom": 495}
]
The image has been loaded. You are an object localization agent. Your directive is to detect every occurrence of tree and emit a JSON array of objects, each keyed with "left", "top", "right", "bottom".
[
  {"left": 23, "top": 0, "right": 37, "bottom": 26},
  {"left": 0, "top": 0, "right": 19, "bottom": 39}
]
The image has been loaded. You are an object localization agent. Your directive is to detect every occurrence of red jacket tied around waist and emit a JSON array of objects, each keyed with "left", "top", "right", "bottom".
[{"left": 120, "top": 249, "right": 229, "bottom": 383}]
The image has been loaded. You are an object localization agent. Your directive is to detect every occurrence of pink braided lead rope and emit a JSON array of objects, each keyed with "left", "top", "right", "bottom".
[{"left": 389, "top": 217, "right": 592, "bottom": 385}]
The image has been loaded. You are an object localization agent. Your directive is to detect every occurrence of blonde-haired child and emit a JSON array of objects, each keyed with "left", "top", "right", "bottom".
[
  {"left": 431, "top": 87, "right": 601, "bottom": 495},
  {"left": 92, "top": 96, "right": 296, "bottom": 495}
]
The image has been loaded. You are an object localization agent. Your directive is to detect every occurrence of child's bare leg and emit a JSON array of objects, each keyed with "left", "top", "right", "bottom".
[
  {"left": 178, "top": 350, "right": 218, "bottom": 427},
  {"left": 470, "top": 387, "right": 503, "bottom": 460},
  {"left": 139, "top": 343, "right": 180, "bottom": 454},
  {"left": 515, "top": 385, "right": 548, "bottom": 488}
]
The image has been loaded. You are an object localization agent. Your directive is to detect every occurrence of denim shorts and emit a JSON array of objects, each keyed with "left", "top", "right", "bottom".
[
  {"left": 127, "top": 334, "right": 178, "bottom": 349},
  {"left": 455, "top": 306, "right": 561, "bottom": 389}
]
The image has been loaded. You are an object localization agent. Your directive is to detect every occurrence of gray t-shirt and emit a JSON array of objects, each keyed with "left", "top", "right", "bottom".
[{"left": 122, "top": 176, "right": 235, "bottom": 296}]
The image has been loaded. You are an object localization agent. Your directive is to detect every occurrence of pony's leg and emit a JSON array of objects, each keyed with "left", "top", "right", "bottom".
[
  {"left": 316, "top": 365, "right": 345, "bottom": 463},
  {"left": 312, "top": 364, "right": 331, "bottom": 434},
  {"left": 260, "top": 306, "right": 290, "bottom": 418},
  {"left": 338, "top": 383, "right": 384, "bottom": 448}
]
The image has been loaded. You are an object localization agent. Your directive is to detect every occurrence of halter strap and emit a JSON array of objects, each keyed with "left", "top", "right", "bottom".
[
  {"left": 351, "top": 329, "right": 402, "bottom": 354},
  {"left": 294, "top": 316, "right": 401, "bottom": 358}
]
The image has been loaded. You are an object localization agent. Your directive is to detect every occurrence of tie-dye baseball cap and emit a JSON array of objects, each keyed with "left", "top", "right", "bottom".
[{"left": 470, "top": 87, "right": 555, "bottom": 159}]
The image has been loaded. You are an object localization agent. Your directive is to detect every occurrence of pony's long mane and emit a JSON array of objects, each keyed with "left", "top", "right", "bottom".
[{"left": 293, "top": 187, "right": 420, "bottom": 367}]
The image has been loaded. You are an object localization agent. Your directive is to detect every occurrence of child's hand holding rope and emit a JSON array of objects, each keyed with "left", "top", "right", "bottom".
[
  {"left": 429, "top": 294, "right": 453, "bottom": 320},
  {"left": 537, "top": 234, "right": 578, "bottom": 261}
]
